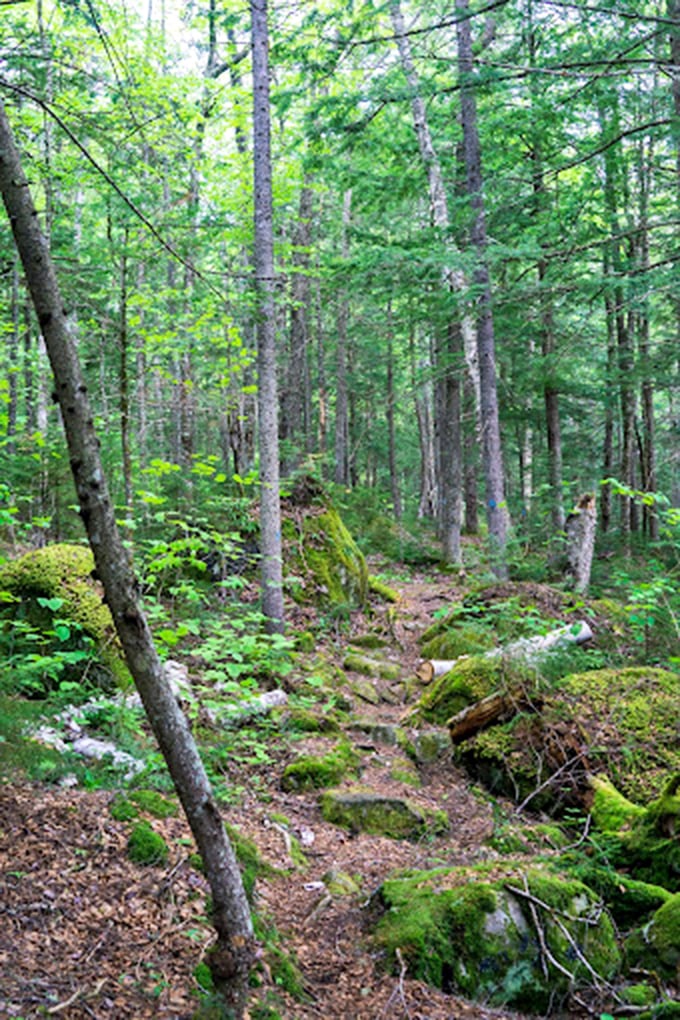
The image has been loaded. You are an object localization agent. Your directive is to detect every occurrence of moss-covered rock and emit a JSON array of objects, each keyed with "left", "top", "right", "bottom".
[
  {"left": 624, "top": 893, "right": 680, "bottom": 981},
  {"left": 455, "top": 667, "right": 680, "bottom": 811},
  {"left": 343, "top": 651, "right": 401, "bottom": 681},
  {"left": 563, "top": 858, "right": 672, "bottom": 926},
  {"left": 279, "top": 705, "right": 342, "bottom": 735},
  {"left": 589, "top": 774, "right": 646, "bottom": 832},
  {"left": 320, "top": 788, "right": 449, "bottom": 840},
  {"left": 372, "top": 862, "right": 621, "bottom": 1012},
  {"left": 0, "top": 543, "right": 129, "bottom": 690},
  {"left": 281, "top": 742, "right": 360, "bottom": 792}
]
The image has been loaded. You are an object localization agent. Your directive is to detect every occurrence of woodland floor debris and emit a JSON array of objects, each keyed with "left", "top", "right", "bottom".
[{"left": 0, "top": 567, "right": 676, "bottom": 1018}]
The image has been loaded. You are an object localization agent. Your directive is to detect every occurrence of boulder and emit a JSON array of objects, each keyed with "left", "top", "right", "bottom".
[
  {"left": 320, "top": 788, "right": 449, "bottom": 840},
  {"left": 372, "top": 862, "right": 621, "bottom": 1013},
  {"left": 0, "top": 543, "right": 129, "bottom": 692},
  {"left": 455, "top": 667, "right": 680, "bottom": 811}
]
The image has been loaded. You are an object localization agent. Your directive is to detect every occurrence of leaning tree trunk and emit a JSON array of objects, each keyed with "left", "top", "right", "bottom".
[
  {"left": 252, "top": 0, "right": 284, "bottom": 633},
  {"left": 456, "top": 0, "right": 509, "bottom": 577},
  {"left": 0, "top": 99, "right": 255, "bottom": 1018}
]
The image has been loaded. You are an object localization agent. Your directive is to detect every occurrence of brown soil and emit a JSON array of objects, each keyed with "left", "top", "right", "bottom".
[{"left": 0, "top": 569, "right": 591, "bottom": 1020}]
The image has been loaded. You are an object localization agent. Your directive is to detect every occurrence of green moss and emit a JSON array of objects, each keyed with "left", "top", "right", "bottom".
[
  {"left": 368, "top": 577, "right": 399, "bottom": 602},
  {"left": 130, "top": 789, "right": 178, "bottom": 819},
  {"left": 127, "top": 821, "right": 169, "bottom": 865},
  {"left": 280, "top": 706, "right": 342, "bottom": 735},
  {"left": 0, "top": 543, "right": 130, "bottom": 688},
  {"left": 110, "top": 796, "right": 139, "bottom": 822},
  {"left": 563, "top": 856, "right": 671, "bottom": 925},
  {"left": 320, "top": 788, "right": 449, "bottom": 840},
  {"left": 280, "top": 742, "right": 360, "bottom": 792},
  {"left": 343, "top": 651, "right": 401, "bottom": 680},
  {"left": 350, "top": 633, "right": 389, "bottom": 650},
  {"left": 590, "top": 774, "right": 646, "bottom": 832},
  {"left": 420, "top": 624, "right": 495, "bottom": 662},
  {"left": 390, "top": 757, "right": 422, "bottom": 788},
  {"left": 416, "top": 655, "right": 507, "bottom": 724},
  {"left": 457, "top": 668, "right": 680, "bottom": 813},
  {"left": 373, "top": 863, "right": 621, "bottom": 1011},
  {"left": 288, "top": 507, "right": 369, "bottom": 607},
  {"left": 625, "top": 893, "right": 680, "bottom": 979},
  {"left": 622, "top": 983, "right": 658, "bottom": 1007}
]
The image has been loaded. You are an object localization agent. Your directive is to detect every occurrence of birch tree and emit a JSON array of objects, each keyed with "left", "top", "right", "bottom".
[{"left": 252, "top": 0, "right": 284, "bottom": 633}]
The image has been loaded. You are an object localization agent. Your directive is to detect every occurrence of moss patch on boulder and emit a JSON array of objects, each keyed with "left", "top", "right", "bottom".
[
  {"left": 625, "top": 892, "right": 680, "bottom": 981},
  {"left": 372, "top": 862, "right": 621, "bottom": 1012},
  {"left": 320, "top": 788, "right": 449, "bottom": 840},
  {"left": 455, "top": 667, "right": 680, "bottom": 811},
  {"left": 414, "top": 655, "right": 514, "bottom": 725},
  {"left": 0, "top": 543, "right": 129, "bottom": 690}
]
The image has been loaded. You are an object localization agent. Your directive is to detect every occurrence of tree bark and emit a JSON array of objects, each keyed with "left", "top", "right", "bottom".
[
  {"left": 386, "top": 305, "right": 402, "bottom": 519},
  {"left": 334, "top": 188, "right": 352, "bottom": 486},
  {"left": 565, "top": 494, "right": 597, "bottom": 594},
  {"left": 0, "top": 99, "right": 255, "bottom": 1016},
  {"left": 252, "top": 0, "right": 284, "bottom": 633},
  {"left": 456, "top": 0, "right": 509, "bottom": 577},
  {"left": 391, "top": 0, "right": 468, "bottom": 561},
  {"left": 281, "top": 181, "right": 313, "bottom": 471}
]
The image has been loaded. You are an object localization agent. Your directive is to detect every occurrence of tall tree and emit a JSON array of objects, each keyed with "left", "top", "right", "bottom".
[
  {"left": 252, "top": 0, "right": 284, "bottom": 633},
  {"left": 456, "top": 0, "right": 509, "bottom": 576},
  {"left": 0, "top": 97, "right": 255, "bottom": 1018},
  {"left": 390, "top": 0, "right": 466, "bottom": 563}
]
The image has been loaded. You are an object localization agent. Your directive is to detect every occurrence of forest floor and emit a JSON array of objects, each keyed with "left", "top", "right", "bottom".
[{"left": 0, "top": 565, "right": 594, "bottom": 1020}]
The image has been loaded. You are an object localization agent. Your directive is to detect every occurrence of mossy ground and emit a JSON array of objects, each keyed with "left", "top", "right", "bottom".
[{"left": 280, "top": 742, "right": 360, "bottom": 792}]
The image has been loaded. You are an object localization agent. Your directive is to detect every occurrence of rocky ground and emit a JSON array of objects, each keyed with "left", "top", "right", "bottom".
[{"left": 0, "top": 568, "right": 614, "bottom": 1020}]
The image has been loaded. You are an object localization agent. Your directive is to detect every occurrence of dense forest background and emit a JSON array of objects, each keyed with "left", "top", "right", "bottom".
[{"left": 0, "top": 0, "right": 678, "bottom": 574}]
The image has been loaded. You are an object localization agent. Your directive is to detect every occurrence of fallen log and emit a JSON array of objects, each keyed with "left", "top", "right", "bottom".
[
  {"left": 417, "top": 620, "right": 593, "bottom": 683},
  {"left": 448, "top": 686, "right": 540, "bottom": 744}
]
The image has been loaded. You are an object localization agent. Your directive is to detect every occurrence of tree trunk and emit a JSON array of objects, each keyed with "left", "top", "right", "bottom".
[
  {"left": 0, "top": 98, "right": 255, "bottom": 1017},
  {"left": 456, "top": 0, "right": 509, "bottom": 577},
  {"left": 386, "top": 306, "right": 402, "bottom": 519},
  {"left": 565, "top": 494, "right": 597, "bottom": 594},
  {"left": 252, "top": 0, "right": 284, "bottom": 633},
  {"left": 334, "top": 188, "right": 352, "bottom": 486},
  {"left": 281, "top": 181, "right": 313, "bottom": 471},
  {"left": 118, "top": 239, "right": 133, "bottom": 515},
  {"left": 391, "top": 0, "right": 467, "bottom": 560}
]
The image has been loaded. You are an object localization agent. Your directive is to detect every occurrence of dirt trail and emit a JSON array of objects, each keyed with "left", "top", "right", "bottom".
[{"left": 0, "top": 569, "right": 544, "bottom": 1020}]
